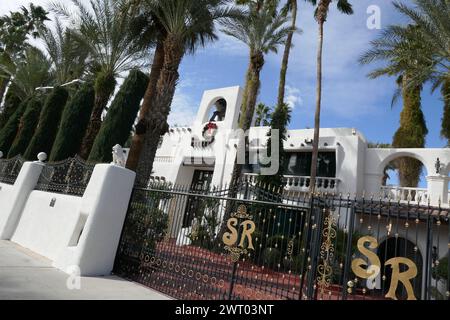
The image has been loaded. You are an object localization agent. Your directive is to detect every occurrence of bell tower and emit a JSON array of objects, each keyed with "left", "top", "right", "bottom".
[{"left": 193, "top": 86, "right": 243, "bottom": 130}]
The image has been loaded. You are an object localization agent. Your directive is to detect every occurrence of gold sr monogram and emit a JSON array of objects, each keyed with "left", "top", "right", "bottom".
[
  {"left": 352, "top": 236, "right": 418, "bottom": 300},
  {"left": 222, "top": 218, "right": 256, "bottom": 249}
]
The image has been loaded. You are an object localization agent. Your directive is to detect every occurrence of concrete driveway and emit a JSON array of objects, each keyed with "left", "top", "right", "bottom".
[{"left": 0, "top": 240, "right": 170, "bottom": 300}]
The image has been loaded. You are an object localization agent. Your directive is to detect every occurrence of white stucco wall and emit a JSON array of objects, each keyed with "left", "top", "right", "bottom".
[
  {"left": 0, "top": 162, "right": 44, "bottom": 239},
  {"left": 11, "top": 191, "right": 82, "bottom": 260},
  {"left": 54, "top": 164, "right": 135, "bottom": 276},
  {"left": 9, "top": 163, "right": 135, "bottom": 276}
]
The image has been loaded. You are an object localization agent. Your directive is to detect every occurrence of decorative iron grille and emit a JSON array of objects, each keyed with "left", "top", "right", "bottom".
[
  {"left": 113, "top": 180, "right": 450, "bottom": 301},
  {"left": 34, "top": 156, "right": 95, "bottom": 197},
  {"left": 0, "top": 155, "right": 25, "bottom": 185}
]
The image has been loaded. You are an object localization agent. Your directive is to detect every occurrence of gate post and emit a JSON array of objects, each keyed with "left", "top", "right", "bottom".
[{"left": 341, "top": 205, "right": 356, "bottom": 300}]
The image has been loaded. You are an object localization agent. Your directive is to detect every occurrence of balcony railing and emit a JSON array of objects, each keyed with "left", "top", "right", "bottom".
[
  {"left": 380, "top": 186, "right": 429, "bottom": 205},
  {"left": 243, "top": 173, "right": 340, "bottom": 193}
]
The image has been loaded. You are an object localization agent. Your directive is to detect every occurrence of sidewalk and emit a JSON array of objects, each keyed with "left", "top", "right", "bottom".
[{"left": 0, "top": 240, "right": 170, "bottom": 300}]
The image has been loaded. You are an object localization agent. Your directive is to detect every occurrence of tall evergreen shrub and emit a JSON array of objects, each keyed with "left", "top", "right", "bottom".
[
  {"left": 50, "top": 83, "right": 95, "bottom": 161},
  {"left": 88, "top": 69, "right": 149, "bottom": 163},
  {"left": 0, "top": 97, "right": 31, "bottom": 156},
  {"left": 24, "top": 87, "right": 69, "bottom": 160},
  {"left": 8, "top": 97, "right": 42, "bottom": 158},
  {"left": 0, "top": 90, "right": 22, "bottom": 129}
]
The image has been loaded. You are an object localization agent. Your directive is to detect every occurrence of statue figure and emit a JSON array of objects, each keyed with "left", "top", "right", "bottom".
[
  {"left": 112, "top": 144, "right": 126, "bottom": 167},
  {"left": 209, "top": 99, "right": 227, "bottom": 122}
]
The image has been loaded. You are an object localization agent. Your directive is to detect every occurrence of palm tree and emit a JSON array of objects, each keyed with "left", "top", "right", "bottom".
[
  {"left": 277, "top": 0, "right": 299, "bottom": 107},
  {"left": 254, "top": 103, "right": 271, "bottom": 126},
  {"left": 391, "top": 0, "right": 449, "bottom": 90},
  {"left": 41, "top": 18, "right": 89, "bottom": 86},
  {"left": 128, "top": 0, "right": 237, "bottom": 186},
  {"left": 122, "top": 0, "right": 168, "bottom": 171},
  {"left": 221, "top": 2, "right": 291, "bottom": 185},
  {"left": 360, "top": 24, "right": 430, "bottom": 187},
  {"left": 309, "top": 0, "right": 353, "bottom": 193},
  {"left": 51, "top": 0, "right": 149, "bottom": 159},
  {"left": 4, "top": 46, "right": 53, "bottom": 99},
  {"left": 0, "top": 4, "right": 49, "bottom": 104},
  {"left": 391, "top": 0, "right": 450, "bottom": 145}
]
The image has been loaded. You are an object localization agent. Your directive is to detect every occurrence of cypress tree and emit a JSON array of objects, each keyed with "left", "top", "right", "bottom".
[
  {"left": 392, "top": 76, "right": 428, "bottom": 187},
  {"left": 49, "top": 83, "right": 95, "bottom": 161},
  {"left": 440, "top": 78, "right": 450, "bottom": 146},
  {"left": 7, "top": 97, "right": 42, "bottom": 158},
  {"left": 24, "top": 87, "right": 69, "bottom": 160},
  {"left": 257, "top": 103, "right": 291, "bottom": 191},
  {"left": 0, "top": 90, "right": 22, "bottom": 130},
  {"left": 88, "top": 69, "right": 149, "bottom": 163},
  {"left": 0, "top": 97, "right": 31, "bottom": 156}
]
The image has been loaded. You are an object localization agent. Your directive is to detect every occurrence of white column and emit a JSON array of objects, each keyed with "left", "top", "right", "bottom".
[
  {"left": 364, "top": 173, "right": 384, "bottom": 196},
  {"left": 426, "top": 175, "right": 449, "bottom": 207},
  {"left": 0, "top": 161, "right": 44, "bottom": 239},
  {"left": 53, "top": 164, "right": 135, "bottom": 276}
]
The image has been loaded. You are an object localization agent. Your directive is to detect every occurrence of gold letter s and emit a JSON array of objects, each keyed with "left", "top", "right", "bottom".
[
  {"left": 351, "top": 236, "right": 381, "bottom": 282},
  {"left": 223, "top": 218, "right": 238, "bottom": 246}
]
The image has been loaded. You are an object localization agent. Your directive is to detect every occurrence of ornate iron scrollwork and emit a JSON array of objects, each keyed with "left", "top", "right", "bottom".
[{"left": 34, "top": 155, "right": 95, "bottom": 197}]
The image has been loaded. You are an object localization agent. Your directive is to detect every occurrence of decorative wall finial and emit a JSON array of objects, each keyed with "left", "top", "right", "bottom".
[{"left": 37, "top": 152, "right": 47, "bottom": 162}]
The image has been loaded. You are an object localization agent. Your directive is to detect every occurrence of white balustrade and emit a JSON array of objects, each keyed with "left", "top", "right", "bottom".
[
  {"left": 243, "top": 173, "right": 340, "bottom": 193},
  {"left": 154, "top": 156, "right": 175, "bottom": 163},
  {"left": 380, "top": 186, "right": 429, "bottom": 205}
]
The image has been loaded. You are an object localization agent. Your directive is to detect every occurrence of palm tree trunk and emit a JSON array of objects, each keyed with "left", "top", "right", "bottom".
[
  {"left": 134, "top": 35, "right": 184, "bottom": 187},
  {"left": 230, "top": 51, "right": 264, "bottom": 191},
  {"left": 440, "top": 77, "right": 450, "bottom": 144},
  {"left": 0, "top": 77, "right": 10, "bottom": 109},
  {"left": 277, "top": 0, "right": 297, "bottom": 107},
  {"left": 79, "top": 72, "right": 116, "bottom": 159},
  {"left": 309, "top": 20, "right": 325, "bottom": 193},
  {"left": 238, "top": 60, "right": 253, "bottom": 128},
  {"left": 126, "top": 38, "right": 165, "bottom": 171}
]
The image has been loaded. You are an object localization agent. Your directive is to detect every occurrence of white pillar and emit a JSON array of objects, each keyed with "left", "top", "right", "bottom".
[
  {"left": 0, "top": 161, "right": 44, "bottom": 239},
  {"left": 364, "top": 173, "right": 384, "bottom": 196},
  {"left": 53, "top": 164, "right": 135, "bottom": 276},
  {"left": 426, "top": 175, "right": 449, "bottom": 207}
]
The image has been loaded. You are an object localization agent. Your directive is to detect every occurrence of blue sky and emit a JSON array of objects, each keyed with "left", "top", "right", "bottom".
[{"left": 0, "top": 0, "right": 447, "bottom": 151}]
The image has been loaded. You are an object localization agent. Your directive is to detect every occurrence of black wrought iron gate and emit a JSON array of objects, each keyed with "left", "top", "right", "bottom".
[{"left": 113, "top": 182, "right": 450, "bottom": 300}]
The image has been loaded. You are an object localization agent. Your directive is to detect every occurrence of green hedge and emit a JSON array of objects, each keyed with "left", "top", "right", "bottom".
[
  {"left": 0, "top": 97, "right": 30, "bottom": 156},
  {"left": 24, "top": 87, "right": 69, "bottom": 160},
  {"left": 0, "top": 90, "right": 22, "bottom": 130},
  {"left": 7, "top": 97, "right": 42, "bottom": 158},
  {"left": 49, "top": 83, "right": 95, "bottom": 162},
  {"left": 88, "top": 69, "right": 149, "bottom": 163}
]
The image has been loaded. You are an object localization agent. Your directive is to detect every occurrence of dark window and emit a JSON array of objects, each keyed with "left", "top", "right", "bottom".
[
  {"left": 285, "top": 151, "right": 336, "bottom": 177},
  {"left": 244, "top": 151, "right": 336, "bottom": 177}
]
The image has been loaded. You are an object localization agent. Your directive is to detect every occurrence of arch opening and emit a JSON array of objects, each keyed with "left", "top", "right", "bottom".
[
  {"left": 206, "top": 98, "right": 227, "bottom": 123},
  {"left": 381, "top": 155, "right": 428, "bottom": 204},
  {"left": 382, "top": 156, "right": 428, "bottom": 188}
]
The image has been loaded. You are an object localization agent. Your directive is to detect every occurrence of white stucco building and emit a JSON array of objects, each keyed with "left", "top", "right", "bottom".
[{"left": 151, "top": 86, "right": 450, "bottom": 208}]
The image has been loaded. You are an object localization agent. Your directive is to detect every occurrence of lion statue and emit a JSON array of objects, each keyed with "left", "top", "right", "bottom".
[{"left": 112, "top": 144, "right": 126, "bottom": 167}]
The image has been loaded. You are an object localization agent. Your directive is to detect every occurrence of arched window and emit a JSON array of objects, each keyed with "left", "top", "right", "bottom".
[{"left": 208, "top": 98, "right": 227, "bottom": 122}]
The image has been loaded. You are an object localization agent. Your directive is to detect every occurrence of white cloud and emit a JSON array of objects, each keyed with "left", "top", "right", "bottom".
[
  {"left": 167, "top": 91, "right": 197, "bottom": 127},
  {"left": 285, "top": 85, "right": 303, "bottom": 109},
  {"left": 167, "top": 75, "right": 202, "bottom": 127}
]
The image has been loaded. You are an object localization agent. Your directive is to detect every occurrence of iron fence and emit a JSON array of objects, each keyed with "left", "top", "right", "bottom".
[
  {"left": 34, "top": 156, "right": 95, "bottom": 197},
  {"left": 114, "top": 181, "right": 450, "bottom": 301},
  {"left": 0, "top": 155, "right": 24, "bottom": 185}
]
